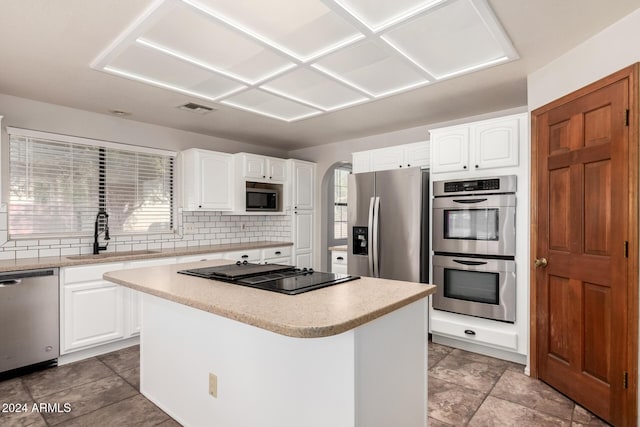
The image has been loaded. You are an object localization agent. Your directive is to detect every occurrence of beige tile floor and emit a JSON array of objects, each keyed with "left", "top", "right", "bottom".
[{"left": 0, "top": 342, "right": 611, "bottom": 426}]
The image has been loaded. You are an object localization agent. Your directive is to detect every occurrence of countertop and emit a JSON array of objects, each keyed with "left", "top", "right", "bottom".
[
  {"left": 104, "top": 259, "right": 436, "bottom": 339},
  {"left": 0, "top": 241, "right": 292, "bottom": 273},
  {"left": 328, "top": 245, "right": 347, "bottom": 251}
]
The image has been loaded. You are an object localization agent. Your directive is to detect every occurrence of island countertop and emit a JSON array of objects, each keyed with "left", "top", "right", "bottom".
[{"left": 103, "top": 259, "right": 436, "bottom": 339}]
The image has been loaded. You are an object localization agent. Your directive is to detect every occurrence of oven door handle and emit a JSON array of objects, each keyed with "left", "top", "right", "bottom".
[
  {"left": 452, "top": 198, "right": 488, "bottom": 204},
  {"left": 453, "top": 259, "right": 488, "bottom": 266}
]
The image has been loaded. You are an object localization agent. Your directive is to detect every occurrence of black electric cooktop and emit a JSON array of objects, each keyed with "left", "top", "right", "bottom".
[{"left": 178, "top": 262, "right": 359, "bottom": 295}]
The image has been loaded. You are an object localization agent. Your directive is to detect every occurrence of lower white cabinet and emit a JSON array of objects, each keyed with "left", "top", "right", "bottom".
[
  {"left": 61, "top": 258, "right": 176, "bottom": 355},
  {"left": 262, "top": 246, "right": 292, "bottom": 265},
  {"left": 60, "top": 247, "right": 295, "bottom": 357},
  {"left": 331, "top": 250, "right": 347, "bottom": 274},
  {"left": 61, "top": 262, "right": 126, "bottom": 354}
]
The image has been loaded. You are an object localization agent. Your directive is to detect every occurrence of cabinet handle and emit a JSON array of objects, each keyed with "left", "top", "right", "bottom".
[
  {"left": 463, "top": 165, "right": 467, "bottom": 169},
  {"left": 399, "top": 165, "right": 402, "bottom": 168},
  {"left": 475, "top": 165, "right": 479, "bottom": 168},
  {"left": 263, "top": 175, "right": 266, "bottom": 178},
  {"left": 464, "top": 329, "right": 476, "bottom": 336},
  {"left": 241, "top": 255, "right": 248, "bottom": 259},
  {"left": 198, "top": 205, "right": 202, "bottom": 208},
  {"left": 407, "top": 164, "right": 411, "bottom": 167},
  {"left": 269, "top": 176, "right": 272, "bottom": 179},
  {"left": 275, "top": 251, "right": 281, "bottom": 255},
  {"left": 336, "top": 256, "right": 344, "bottom": 260}
]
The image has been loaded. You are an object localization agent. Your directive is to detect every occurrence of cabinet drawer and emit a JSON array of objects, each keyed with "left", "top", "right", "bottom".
[
  {"left": 63, "top": 262, "right": 125, "bottom": 284},
  {"left": 262, "top": 246, "right": 292, "bottom": 260},
  {"left": 178, "top": 253, "right": 224, "bottom": 263},
  {"left": 224, "top": 249, "right": 261, "bottom": 262},
  {"left": 331, "top": 251, "right": 347, "bottom": 265},
  {"left": 430, "top": 315, "right": 518, "bottom": 351},
  {"left": 332, "top": 263, "right": 347, "bottom": 274}
]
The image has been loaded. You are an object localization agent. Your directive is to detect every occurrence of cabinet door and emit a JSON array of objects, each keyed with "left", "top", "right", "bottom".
[
  {"left": 403, "top": 141, "right": 430, "bottom": 168},
  {"left": 370, "top": 146, "right": 405, "bottom": 171},
  {"left": 430, "top": 128, "right": 470, "bottom": 173},
  {"left": 199, "top": 152, "right": 234, "bottom": 210},
  {"left": 473, "top": 117, "right": 520, "bottom": 169},
  {"left": 268, "top": 159, "right": 288, "bottom": 182},
  {"left": 352, "top": 151, "right": 371, "bottom": 174},
  {"left": 294, "top": 211, "right": 313, "bottom": 254},
  {"left": 62, "top": 281, "right": 125, "bottom": 353},
  {"left": 295, "top": 252, "right": 313, "bottom": 269},
  {"left": 292, "top": 162, "right": 315, "bottom": 210},
  {"left": 243, "top": 154, "right": 266, "bottom": 179}
]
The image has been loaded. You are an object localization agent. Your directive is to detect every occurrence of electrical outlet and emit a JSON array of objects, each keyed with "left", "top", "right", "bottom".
[
  {"left": 184, "top": 222, "right": 196, "bottom": 233},
  {"left": 209, "top": 373, "right": 218, "bottom": 398},
  {"left": 241, "top": 223, "right": 246, "bottom": 230}
]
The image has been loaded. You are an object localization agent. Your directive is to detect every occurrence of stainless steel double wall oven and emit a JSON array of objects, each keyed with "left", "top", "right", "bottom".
[{"left": 432, "top": 175, "right": 517, "bottom": 322}]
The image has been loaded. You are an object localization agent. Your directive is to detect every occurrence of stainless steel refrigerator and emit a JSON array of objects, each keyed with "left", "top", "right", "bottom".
[{"left": 347, "top": 168, "right": 429, "bottom": 282}]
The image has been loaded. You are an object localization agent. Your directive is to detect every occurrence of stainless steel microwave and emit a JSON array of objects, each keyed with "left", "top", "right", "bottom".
[{"left": 246, "top": 188, "right": 278, "bottom": 211}]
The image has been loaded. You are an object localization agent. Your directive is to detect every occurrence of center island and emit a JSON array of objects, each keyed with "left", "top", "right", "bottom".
[{"left": 103, "top": 259, "right": 436, "bottom": 427}]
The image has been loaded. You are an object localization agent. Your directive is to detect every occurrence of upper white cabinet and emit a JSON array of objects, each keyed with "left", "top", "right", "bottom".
[
  {"left": 290, "top": 160, "right": 315, "bottom": 210},
  {"left": 182, "top": 149, "right": 234, "bottom": 211},
  {"left": 430, "top": 114, "right": 523, "bottom": 174},
  {"left": 352, "top": 151, "right": 371, "bottom": 174},
  {"left": 352, "top": 141, "right": 429, "bottom": 173},
  {"left": 238, "top": 153, "right": 287, "bottom": 183}
]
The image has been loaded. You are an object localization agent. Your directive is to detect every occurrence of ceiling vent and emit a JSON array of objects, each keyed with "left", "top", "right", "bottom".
[{"left": 177, "top": 102, "right": 216, "bottom": 114}]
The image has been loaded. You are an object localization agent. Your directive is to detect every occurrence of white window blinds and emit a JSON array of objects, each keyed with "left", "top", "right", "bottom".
[{"left": 8, "top": 129, "right": 175, "bottom": 237}]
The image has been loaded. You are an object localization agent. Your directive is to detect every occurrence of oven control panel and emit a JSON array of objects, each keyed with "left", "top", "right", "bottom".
[{"left": 434, "top": 175, "right": 516, "bottom": 197}]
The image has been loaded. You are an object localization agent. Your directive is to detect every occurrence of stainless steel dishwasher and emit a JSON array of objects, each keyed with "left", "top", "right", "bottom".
[{"left": 0, "top": 268, "right": 59, "bottom": 374}]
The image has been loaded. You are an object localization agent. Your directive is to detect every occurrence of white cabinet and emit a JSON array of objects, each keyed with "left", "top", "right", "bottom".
[
  {"left": 430, "top": 114, "right": 523, "bottom": 174},
  {"left": 177, "top": 252, "right": 224, "bottom": 264},
  {"left": 238, "top": 153, "right": 287, "bottom": 183},
  {"left": 352, "top": 151, "right": 371, "bottom": 174},
  {"left": 182, "top": 149, "right": 234, "bottom": 210},
  {"left": 291, "top": 160, "right": 315, "bottom": 210},
  {"left": 61, "top": 263, "right": 126, "bottom": 354},
  {"left": 61, "top": 257, "right": 176, "bottom": 355},
  {"left": 293, "top": 211, "right": 313, "bottom": 268},
  {"left": 331, "top": 250, "right": 347, "bottom": 274},
  {"left": 225, "top": 249, "right": 261, "bottom": 263},
  {"left": 289, "top": 159, "right": 316, "bottom": 269},
  {"left": 353, "top": 141, "right": 429, "bottom": 173},
  {"left": 262, "top": 246, "right": 292, "bottom": 265}
]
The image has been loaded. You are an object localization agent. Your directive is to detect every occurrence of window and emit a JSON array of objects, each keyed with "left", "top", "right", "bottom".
[
  {"left": 333, "top": 167, "right": 349, "bottom": 240},
  {"left": 8, "top": 128, "right": 175, "bottom": 237}
]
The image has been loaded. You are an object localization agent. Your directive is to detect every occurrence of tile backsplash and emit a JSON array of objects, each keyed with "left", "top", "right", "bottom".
[{"left": 0, "top": 209, "right": 291, "bottom": 260}]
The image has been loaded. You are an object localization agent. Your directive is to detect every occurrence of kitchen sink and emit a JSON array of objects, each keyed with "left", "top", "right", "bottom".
[{"left": 66, "top": 250, "right": 160, "bottom": 260}]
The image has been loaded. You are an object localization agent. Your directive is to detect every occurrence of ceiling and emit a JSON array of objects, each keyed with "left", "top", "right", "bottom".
[{"left": 0, "top": 0, "right": 639, "bottom": 150}]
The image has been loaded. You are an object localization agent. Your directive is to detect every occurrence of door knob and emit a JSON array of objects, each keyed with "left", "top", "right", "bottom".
[{"left": 534, "top": 257, "right": 548, "bottom": 268}]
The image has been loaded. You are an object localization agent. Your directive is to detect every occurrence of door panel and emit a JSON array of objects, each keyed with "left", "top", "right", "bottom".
[{"left": 534, "top": 76, "right": 629, "bottom": 425}]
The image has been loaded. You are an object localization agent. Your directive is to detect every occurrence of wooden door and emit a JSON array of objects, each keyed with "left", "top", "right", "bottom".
[{"left": 532, "top": 66, "right": 638, "bottom": 426}]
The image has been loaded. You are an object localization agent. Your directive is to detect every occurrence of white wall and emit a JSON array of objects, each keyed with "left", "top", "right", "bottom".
[
  {"left": 528, "top": 8, "right": 640, "bottom": 110},
  {"left": 289, "top": 106, "right": 527, "bottom": 269}
]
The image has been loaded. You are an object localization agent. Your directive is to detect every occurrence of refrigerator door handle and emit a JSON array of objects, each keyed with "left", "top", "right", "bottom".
[
  {"left": 368, "top": 197, "right": 375, "bottom": 276},
  {"left": 373, "top": 196, "right": 381, "bottom": 278}
]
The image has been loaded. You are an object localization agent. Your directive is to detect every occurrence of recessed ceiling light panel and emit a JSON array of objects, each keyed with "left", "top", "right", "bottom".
[
  {"left": 382, "top": 0, "right": 517, "bottom": 78},
  {"left": 333, "top": 0, "right": 445, "bottom": 31},
  {"left": 92, "top": 0, "right": 518, "bottom": 122},
  {"left": 187, "top": 0, "right": 364, "bottom": 60},
  {"left": 262, "top": 68, "right": 369, "bottom": 110},
  {"left": 222, "top": 88, "right": 322, "bottom": 121},
  {"left": 313, "top": 40, "right": 428, "bottom": 97},
  {"left": 141, "top": 2, "right": 294, "bottom": 83}
]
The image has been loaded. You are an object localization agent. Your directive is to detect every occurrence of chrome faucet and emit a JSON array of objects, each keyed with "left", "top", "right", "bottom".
[{"left": 93, "top": 211, "right": 110, "bottom": 255}]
